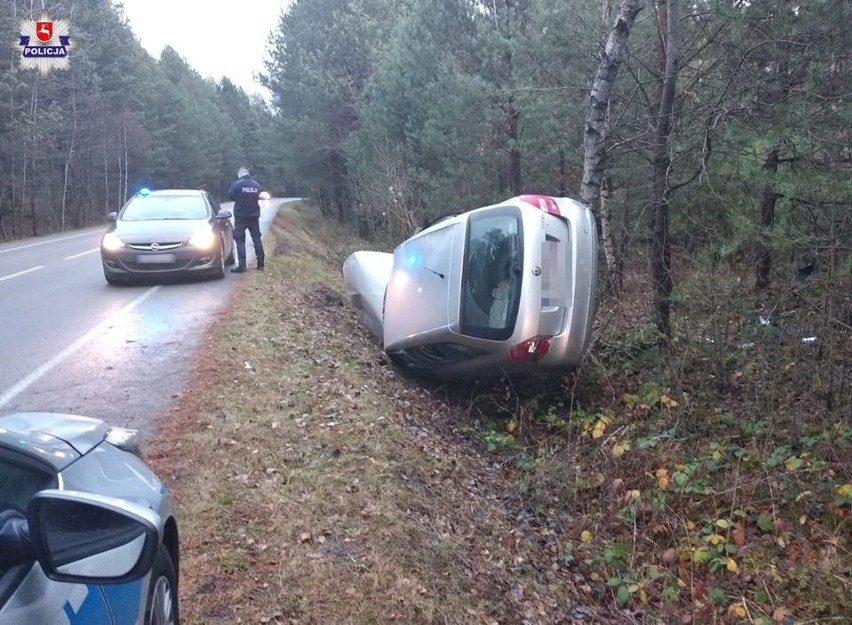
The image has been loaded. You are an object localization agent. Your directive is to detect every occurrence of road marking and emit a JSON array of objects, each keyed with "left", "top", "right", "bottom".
[
  {"left": 0, "top": 265, "right": 44, "bottom": 283},
  {"left": 65, "top": 248, "right": 99, "bottom": 260},
  {"left": 0, "top": 286, "right": 161, "bottom": 409},
  {"left": 0, "top": 231, "right": 95, "bottom": 254}
]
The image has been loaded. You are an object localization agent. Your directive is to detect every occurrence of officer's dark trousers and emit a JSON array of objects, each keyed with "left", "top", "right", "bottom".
[{"left": 234, "top": 215, "right": 265, "bottom": 267}]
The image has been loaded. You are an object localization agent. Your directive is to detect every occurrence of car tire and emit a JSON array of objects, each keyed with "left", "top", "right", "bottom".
[
  {"left": 145, "top": 544, "right": 179, "bottom": 625},
  {"left": 212, "top": 240, "right": 226, "bottom": 279}
]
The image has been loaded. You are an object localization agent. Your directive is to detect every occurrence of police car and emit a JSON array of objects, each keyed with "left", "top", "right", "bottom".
[{"left": 0, "top": 413, "right": 178, "bottom": 625}]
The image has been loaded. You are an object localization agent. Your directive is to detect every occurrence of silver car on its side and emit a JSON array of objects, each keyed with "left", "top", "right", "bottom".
[
  {"left": 343, "top": 194, "right": 598, "bottom": 379},
  {"left": 0, "top": 412, "right": 179, "bottom": 625}
]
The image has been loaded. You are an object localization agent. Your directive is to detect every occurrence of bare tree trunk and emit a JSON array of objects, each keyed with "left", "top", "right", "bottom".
[
  {"left": 62, "top": 93, "right": 77, "bottom": 231},
  {"left": 103, "top": 150, "right": 109, "bottom": 212},
  {"left": 599, "top": 175, "right": 621, "bottom": 293},
  {"left": 755, "top": 147, "right": 780, "bottom": 289},
  {"left": 649, "top": 0, "right": 680, "bottom": 338},
  {"left": 580, "top": 0, "right": 643, "bottom": 290},
  {"left": 123, "top": 116, "right": 129, "bottom": 204},
  {"left": 508, "top": 94, "right": 522, "bottom": 194}
]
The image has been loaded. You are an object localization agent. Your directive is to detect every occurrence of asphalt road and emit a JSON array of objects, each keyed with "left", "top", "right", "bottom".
[{"left": 0, "top": 199, "right": 290, "bottom": 438}]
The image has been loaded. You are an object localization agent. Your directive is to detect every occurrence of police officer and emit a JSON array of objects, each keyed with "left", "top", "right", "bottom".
[{"left": 228, "top": 167, "right": 265, "bottom": 272}]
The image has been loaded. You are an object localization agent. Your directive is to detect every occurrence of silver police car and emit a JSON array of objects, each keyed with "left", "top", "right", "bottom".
[
  {"left": 0, "top": 412, "right": 178, "bottom": 625},
  {"left": 343, "top": 194, "right": 598, "bottom": 379}
]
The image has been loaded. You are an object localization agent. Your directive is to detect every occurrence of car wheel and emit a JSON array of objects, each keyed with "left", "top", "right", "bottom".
[
  {"left": 145, "top": 545, "right": 179, "bottom": 625},
  {"left": 212, "top": 240, "right": 226, "bottom": 279}
]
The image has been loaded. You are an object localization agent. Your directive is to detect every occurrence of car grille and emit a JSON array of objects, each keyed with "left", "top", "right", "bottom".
[{"left": 128, "top": 242, "right": 183, "bottom": 251}]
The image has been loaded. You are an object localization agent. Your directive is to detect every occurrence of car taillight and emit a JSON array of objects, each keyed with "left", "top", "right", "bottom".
[
  {"left": 519, "top": 194, "right": 560, "bottom": 216},
  {"left": 507, "top": 336, "right": 552, "bottom": 362}
]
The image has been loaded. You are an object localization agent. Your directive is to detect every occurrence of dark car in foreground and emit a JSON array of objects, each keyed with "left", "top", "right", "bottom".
[
  {"left": 343, "top": 194, "right": 598, "bottom": 379},
  {"left": 0, "top": 412, "right": 179, "bottom": 625},
  {"left": 101, "top": 189, "right": 235, "bottom": 285}
]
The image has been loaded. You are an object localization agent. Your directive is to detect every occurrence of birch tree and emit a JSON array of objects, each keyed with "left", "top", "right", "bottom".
[{"left": 580, "top": 0, "right": 643, "bottom": 294}]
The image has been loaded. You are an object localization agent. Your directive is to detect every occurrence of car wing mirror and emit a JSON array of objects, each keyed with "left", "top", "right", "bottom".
[
  {"left": 216, "top": 210, "right": 232, "bottom": 220},
  {"left": 106, "top": 212, "right": 118, "bottom": 221},
  {"left": 27, "top": 489, "right": 161, "bottom": 584}
]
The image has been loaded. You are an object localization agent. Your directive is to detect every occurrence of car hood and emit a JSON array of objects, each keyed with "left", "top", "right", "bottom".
[
  {"left": 0, "top": 413, "right": 109, "bottom": 470},
  {"left": 111, "top": 218, "right": 210, "bottom": 242}
]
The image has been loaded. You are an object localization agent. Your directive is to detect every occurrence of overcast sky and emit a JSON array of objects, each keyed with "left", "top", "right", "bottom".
[{"left": 116, "top": 0, "right": 292, "bottom": 97}]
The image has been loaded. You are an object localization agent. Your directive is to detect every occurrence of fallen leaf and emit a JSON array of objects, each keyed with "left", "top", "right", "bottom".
[
  {"left": 580, "top": 530, "right": 594, "bottom": 543},
  {"left": 834, "top": 483, "right": 852, "bottom": 498},
  {"left": 612, "top": 441, "right": 630, "bottom": 458},
  {"left": 661, "top": 395, "right": 679, "bottom": 409},
  {"left": 622, "top": 393, "right": 640, "bottom": 407}
]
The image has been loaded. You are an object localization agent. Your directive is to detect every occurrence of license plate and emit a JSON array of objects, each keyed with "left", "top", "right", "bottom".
[{"left": 138, "top": 253, "right": 176, "bottom": 264}]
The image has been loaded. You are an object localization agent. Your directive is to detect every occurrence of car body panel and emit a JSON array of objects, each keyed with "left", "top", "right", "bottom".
[
  {"left": 343, "top": 195, "right": 598, "bottom": 379},
  {"left": 101, "top": 188, "right": 234, "bottom": 281},
  {"left": 0, "top": 413, "right": 107, "bottom": 466},
  {"left": 342, "top": 251, "right": 394, "bottom": 342},
  {"left": 0, "top": 413, "right": 177, "bottom": 625},
  {"left": 384, "top": 220, "right": 460, "bottom": 349}
]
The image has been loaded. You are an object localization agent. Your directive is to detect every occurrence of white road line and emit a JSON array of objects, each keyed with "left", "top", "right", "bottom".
[
  {"left": 65, "top": 248, "right": 99, "bottom": 260},
  {"left": 0, "top": 266, "right": 44, "bottom": 283},
  {"left": 0, "top": 231, "right": 95, "bottom": 254},
  {"left": 0, "top": 286, "right": 161, "bottom": 409}
]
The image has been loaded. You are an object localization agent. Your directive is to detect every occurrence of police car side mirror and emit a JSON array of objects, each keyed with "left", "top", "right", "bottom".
[
  {"left": 106, "top": 212, "right": 117, "bottom": 221},
  {"left": 27, "top": 490, "right": 161, "bottom": 584}
]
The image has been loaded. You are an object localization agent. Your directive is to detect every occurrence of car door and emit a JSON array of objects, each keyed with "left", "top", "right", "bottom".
[
  {"left": 208, "top": 192, "right": 234, "bottom": 253},
  {"left": 0, "top": 450, "right": 113, "bottom": 625}
]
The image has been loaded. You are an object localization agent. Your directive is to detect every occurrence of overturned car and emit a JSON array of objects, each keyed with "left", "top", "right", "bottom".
[{"left": 343, "top": 195, "right": 598, "bottom": 379}]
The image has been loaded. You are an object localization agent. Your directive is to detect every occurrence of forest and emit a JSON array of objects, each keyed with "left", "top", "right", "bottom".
[
  {"left": 0, "top": 0, "right": 283, "bottom": 238},
  {"left": 3, "top": 0, "right": 849, "bottom": 308},
  {"left": 1, "top": 0, "right": 849, "bottom": 621}
]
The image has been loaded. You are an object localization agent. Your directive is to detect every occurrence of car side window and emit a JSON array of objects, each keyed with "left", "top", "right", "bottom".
[{"left": 0, "top": 454, "right": 56, "bottom": 513}]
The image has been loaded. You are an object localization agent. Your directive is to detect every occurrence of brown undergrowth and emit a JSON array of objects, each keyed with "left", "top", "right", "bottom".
[
  {"left": 145, "top": 201, "right": 606, "bottom": 625},
  {"left": 146, "top": 201, "right": 850, "bottom": 625}
]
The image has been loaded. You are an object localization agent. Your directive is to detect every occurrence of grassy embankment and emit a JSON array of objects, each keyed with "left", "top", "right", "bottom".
[{"left": 147, "top": 200, "right": 850, "bottom": 624}]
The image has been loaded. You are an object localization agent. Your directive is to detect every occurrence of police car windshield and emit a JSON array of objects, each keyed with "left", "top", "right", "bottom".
[{"left": 120, "top": 196, "right": 208, "bottom": 221}]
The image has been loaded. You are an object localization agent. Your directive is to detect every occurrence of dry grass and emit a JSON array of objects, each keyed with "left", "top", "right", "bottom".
[
  {"left": 145, "top": 202, "right": 851, "bottom": 625},
  {"left": 145, "top": 202, "right": 600, "bottom": 625}
]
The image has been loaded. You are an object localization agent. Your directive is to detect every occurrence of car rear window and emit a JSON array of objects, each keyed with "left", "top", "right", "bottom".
[
  {"left": 120, "top": 195, "right": 208, "bottom": 221},
  {"left": 460, "top": 208, "right": 522, "bottom": 340}
]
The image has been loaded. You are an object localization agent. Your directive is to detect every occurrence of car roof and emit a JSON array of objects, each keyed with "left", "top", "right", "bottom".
[{"left": 139, "top": 189, "right": 206, "bottom": 197}]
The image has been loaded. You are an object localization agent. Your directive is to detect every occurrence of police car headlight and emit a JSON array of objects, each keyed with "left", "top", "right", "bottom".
[
  {"left": 101, "top": 233, "right": 125, "bottom": 252},
  {"left": 189, "top": 228, "right": 217, "bottom": 250}
]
